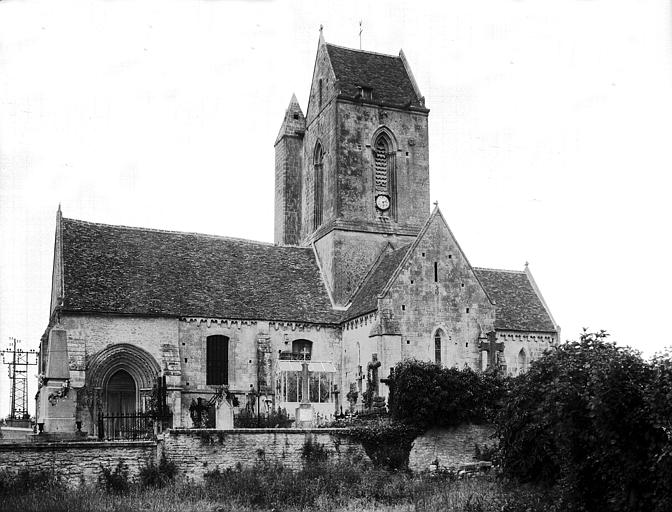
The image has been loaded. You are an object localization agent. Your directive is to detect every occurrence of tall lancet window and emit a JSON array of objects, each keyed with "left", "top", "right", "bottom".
[
  {"left": 313, "top": 142, "right": 324, "bottom": 230},
  {"left": 434, "top": 330, "right": 443, "bottom": 365},
  {"left": 517, "top": 348, "right": 528, "bottom": 374},
  {"left": 373, "top": 132, "right": 396, "bottom": 218}
]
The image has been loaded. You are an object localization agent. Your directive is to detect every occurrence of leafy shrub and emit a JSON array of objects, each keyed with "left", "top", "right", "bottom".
[
  {"left": 474, "top": 443, "right": 498, "bottom": 463},
  {"left": 496, "top": 330, "right": 672, "bottom": 512},
  {"left": 139, "top": 453, "right": 178, "bottom": 488},
  {"left": 99, "top": 459, "right": 130, "bottom": 493},
  {"left": 300, "top": 438, "right": 329, "bottom": 464},
  {"left": 233, "top": 407, "right": 293, "bottom": 428},
  {"left": 0, "top": 468, "right": 59, "bottom": 494},
  {"left": 388, "top": 360, "right": 508, "bottom": 427},
  {"left": 341, "top": 416, "right": 422, "bottom": 471}
]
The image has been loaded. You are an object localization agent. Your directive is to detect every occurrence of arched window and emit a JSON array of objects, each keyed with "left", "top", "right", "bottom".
[
  {"left": 373, "top": 132, "right": 397, "bottom": 218},
  {"left": 206, "top": 335, "right": 229, "bottom": 385},
  {"left": 313, "top": 143, "right": 324, "bottom": 229},
  {"left": 517, "top": 348, "right": 528, "bottom": 374},
  {"left": 434, "top": 330, "right": 443, "bottom": 365}
]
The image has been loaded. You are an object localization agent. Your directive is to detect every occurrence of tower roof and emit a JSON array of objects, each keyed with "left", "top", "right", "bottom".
[
  {"left": 325, "top": 44, "right": 424, "bottom": 108},
  {"left": 275, "top": 93, "right": 306, "bottom": 145}
]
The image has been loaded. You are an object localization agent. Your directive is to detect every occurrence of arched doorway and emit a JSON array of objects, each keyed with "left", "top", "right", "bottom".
[{"left": 106, "top": 369, "right": 137, "bottom": 415}]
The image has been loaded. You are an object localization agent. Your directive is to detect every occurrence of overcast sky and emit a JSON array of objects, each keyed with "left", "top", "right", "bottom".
[{"left": 1, "top": 0, "right": 671, "bottom": 418}]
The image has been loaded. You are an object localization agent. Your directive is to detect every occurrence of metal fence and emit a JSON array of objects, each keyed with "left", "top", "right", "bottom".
[{"left": 97, "top": 412, "right": 168, "bottom": 441}]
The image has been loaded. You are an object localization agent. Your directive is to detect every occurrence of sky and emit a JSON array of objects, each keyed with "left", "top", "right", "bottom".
[{"left": 1, "top": 0, "right": 671, "bottom": 418}]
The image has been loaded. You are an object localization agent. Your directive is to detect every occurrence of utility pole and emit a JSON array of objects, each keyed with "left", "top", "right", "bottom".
[{"left": 2, "top": 337, "right": 38, "bottom": 425}]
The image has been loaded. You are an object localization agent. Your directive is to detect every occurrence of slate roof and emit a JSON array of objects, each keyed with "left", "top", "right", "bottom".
[
  {"left": 325, "top": 44, "right": 423, "bottom": 107},
  {"left": 59, "top": 218, "right": 341, "bottom": 324},
  {"left": 344, "top": 245, "right": 411, "bottom": 321},
  {"left": 473, "top": 268, "right": 556, "bottom": 333}
]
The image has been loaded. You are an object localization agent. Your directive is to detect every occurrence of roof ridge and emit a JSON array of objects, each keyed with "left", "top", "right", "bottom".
[
  {"left": 473, "top": 266, "right": 525, "bottom": 274},
  {"left": 62, "top": 217, "right": 312, "bottom": 250},
  {"left": 345, "top": 243, "right": 410, "bottom": 310},
  {"left": 326, "top": 42, "right": 401, "bottom": 60}
]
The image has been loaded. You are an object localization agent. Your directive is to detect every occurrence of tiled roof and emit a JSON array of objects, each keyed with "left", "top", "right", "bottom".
[
  {"left": 473, "top": 268, "right": 556, "bottom": 333},
  {"left": 326, "top": 44, "right": 423, "bottom": 107},
  {"left": 344, "top": 245, "right": 411, "bottom": 321},
  {"left": 60, "top": 218, "right": 340, "bottom": 324}
]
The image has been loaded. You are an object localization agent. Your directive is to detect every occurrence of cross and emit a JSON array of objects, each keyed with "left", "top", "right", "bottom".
[
  {"left": 433, "top": 200, "right": 439, "bottom": 208},
  {"left": 359, "top": 20, "right": 363, "bottom": 50},
  {"left": 478, "top": 331, "right": 504, "bottom": 370},
  {"left": 299, "top": 347, "right": 310, "bottom": 360}
]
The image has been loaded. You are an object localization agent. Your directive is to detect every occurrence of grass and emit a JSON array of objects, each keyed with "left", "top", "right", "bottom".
[{"left": 0, "top": 462, "right": 554, "bottom": 512}]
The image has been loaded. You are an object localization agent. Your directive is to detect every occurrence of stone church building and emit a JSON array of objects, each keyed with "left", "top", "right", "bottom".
[{"left": 36, "top": 34, "right": 559, "bottom": 435}]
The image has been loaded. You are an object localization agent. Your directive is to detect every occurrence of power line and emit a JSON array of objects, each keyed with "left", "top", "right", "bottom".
[{"left": 2, "top": 337, "right": 38, "bottom": 421}]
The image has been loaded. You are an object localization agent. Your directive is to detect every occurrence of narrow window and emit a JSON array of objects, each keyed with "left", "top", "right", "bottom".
[
  {"left": 434, "top": 262, "right": 438, "bottom": 282},
  {"left": 434, "top": 332, "right": 442, "bottom": 365},
  {"left": 518, "top": 349, "right": 528, "bottom": 374},
  {"left": 206, "top": 335, "right": 229, "bottom": 385},
  {"left": 318, "top": 79, "right": 323, "bottom": 108},
  {"left": 372, "top": 132, "right": 397, "bottom": 219},
  {"left": 313, "top": 143, "right": 324, "bottom": 229}
]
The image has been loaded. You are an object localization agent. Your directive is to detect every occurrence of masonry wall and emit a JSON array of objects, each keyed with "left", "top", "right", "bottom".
[
  {"left": 380, "top": 215, "right": 497, "bottom": 372},
  {"left": 43, "top": 315, "right": 181, "bottom": 435},
  {"left": 497, "top": 330, "right": 557, "bottom": 376},
  {"left": 178, "top": 320, "right": 342, "bottom": 426},
  {"left": 335, "top": 101, "right": 429, "bottom": 228},
  {"left": 0, "top": 441, "right": 156, "bottom": 487},
  {"left": 0, "top": 427, "right": 490, "bottom": 486},
  {"left": 161, "top": 428, "right": 367, "bottom": 480},
  {"left": 408, "top": 424, "right": 495, "bottom": 471}
]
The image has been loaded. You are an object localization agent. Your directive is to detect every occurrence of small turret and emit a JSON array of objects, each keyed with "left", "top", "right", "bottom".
[{"left": 274, "top": 94, "right": 306, "bottom": 245}]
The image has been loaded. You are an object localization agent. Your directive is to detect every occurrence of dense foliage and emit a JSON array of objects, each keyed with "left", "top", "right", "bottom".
[
  {"left": 496, "top": 330, "right": 672, "bottom": 512},
  {"left": 388, "top": 360, "right": 508, "bottom": 427},
  {"left": 0, "top": 463, "right": 559, "bottom": 512}
]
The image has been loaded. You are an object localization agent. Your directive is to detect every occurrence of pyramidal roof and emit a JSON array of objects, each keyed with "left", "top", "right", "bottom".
[
  {"left": 324, "top": 43, "right": 425, "bottom": 108},
  {"left": 275, "top": 93, "right": 306, "bottom": 144}
]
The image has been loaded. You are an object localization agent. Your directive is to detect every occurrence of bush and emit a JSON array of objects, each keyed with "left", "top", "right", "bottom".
[
  {"left": 496, "top": 330, "right": 672, "bottom": 512},
  {"left": 139, "top": 453, "right": 178, "bottom": 488},
  {"left": 99, "top": 459, "right": 130, "bottom": 493},
  {"left": 0, "top": 468, "right": 59, "bottom": 494},
  {"left": 233, "top": 407, "right": 293, "bottom": 428},
  {"left": 342, "top": 416, "right": 422, "bottom": 471},
  {"left": 388, "top": 360, "right": 508, "bottom": 427},
  {"left": 300, "top": 438, "right": 329, "bottom": 465}
]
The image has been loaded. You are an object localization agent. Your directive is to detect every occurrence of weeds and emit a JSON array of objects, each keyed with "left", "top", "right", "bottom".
[{"left": 1, "top": 461, "right": 557, "bottom": 512}]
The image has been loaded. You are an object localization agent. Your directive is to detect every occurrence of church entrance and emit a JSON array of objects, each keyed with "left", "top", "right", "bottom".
[{"left": 106, "top": 369, "right": 137, "bottom": 415}]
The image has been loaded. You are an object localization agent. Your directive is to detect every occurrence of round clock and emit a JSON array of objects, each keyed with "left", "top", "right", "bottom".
[{"left": 375, "top": 194, "right": 390, "bottom": 211}]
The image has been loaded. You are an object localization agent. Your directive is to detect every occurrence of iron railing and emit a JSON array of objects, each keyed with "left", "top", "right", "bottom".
[{"left": 97, "top": 412, "right": 169, "bottom": 440}]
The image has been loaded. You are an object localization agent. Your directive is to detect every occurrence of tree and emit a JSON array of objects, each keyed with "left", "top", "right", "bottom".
[{"left": 496, "top": 330, "right": 671, "bottom": 512}]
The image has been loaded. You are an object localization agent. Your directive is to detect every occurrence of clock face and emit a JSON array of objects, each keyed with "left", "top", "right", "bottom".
[{"left": 376, "top": 194, "right": 390, "bottom": 211}]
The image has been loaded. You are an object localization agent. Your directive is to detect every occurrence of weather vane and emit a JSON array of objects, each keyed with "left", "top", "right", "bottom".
[{"left": 359, "top": 20, "right": 363, "bottom": 50}]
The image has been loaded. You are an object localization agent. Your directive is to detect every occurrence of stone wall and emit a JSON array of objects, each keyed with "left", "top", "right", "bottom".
[
  {"left": 0, "top": 440, "right": 156, "bottom": 487},
  {"left": 408, "top": 424, "right": 495, "bottom": 471},
  {"left": 161, "top": 428, "right": 367, "bottom": 480},
  {"left": 0, "top": 426, "right": 490, "bottom": 486}
]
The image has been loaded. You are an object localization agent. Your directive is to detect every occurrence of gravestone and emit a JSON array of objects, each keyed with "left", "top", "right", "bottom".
[{"left": 215, "top": 397, "right": 234, "bottom": 429}]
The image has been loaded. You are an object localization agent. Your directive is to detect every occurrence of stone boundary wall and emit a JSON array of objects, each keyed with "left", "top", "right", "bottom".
[
  {"left": 408, "top": 424, "right": 495, "bottom": 471},
  {"left": 161, "top": 428, "right": 368, "bottom": 480},
  {"left": 0, "top": 441, "right": 156, "bottom": 486},
  {"left": 0, "top": 426, "right": 493, "bottom": 486}
]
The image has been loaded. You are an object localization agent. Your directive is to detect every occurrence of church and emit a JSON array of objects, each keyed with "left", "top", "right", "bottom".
[{"left": 36, "top": 34, "right": 559, "bottom": 435}]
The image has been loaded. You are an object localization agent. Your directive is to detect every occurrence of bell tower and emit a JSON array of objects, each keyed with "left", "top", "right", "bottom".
[{"left": 274, "top": 34, "right": 430, "bottom": 305}]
